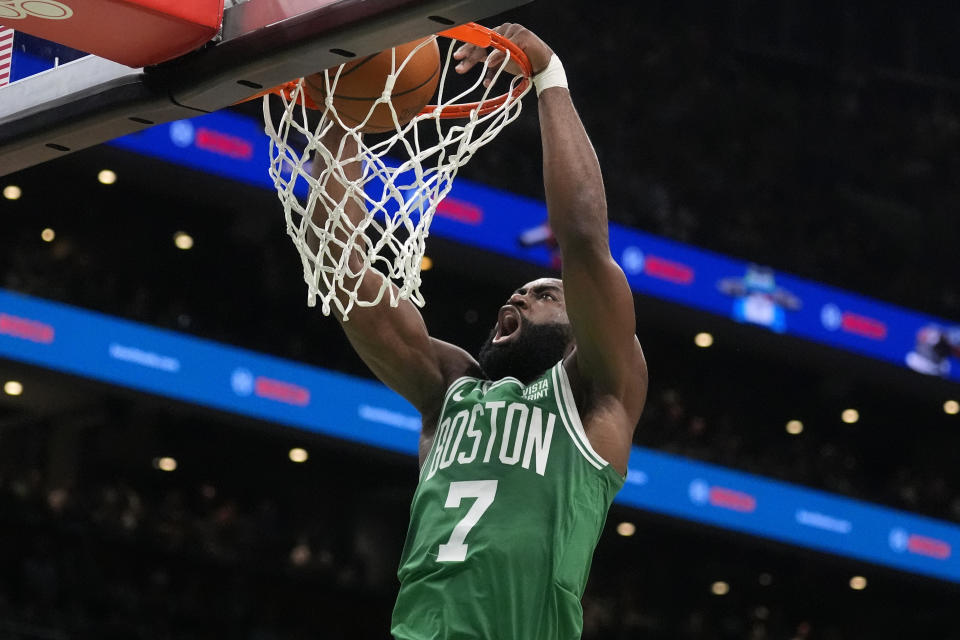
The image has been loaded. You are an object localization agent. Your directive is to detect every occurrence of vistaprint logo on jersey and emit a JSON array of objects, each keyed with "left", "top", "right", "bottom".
[{"left": 522, "top": 378, "right": 549, "bottom": 401}]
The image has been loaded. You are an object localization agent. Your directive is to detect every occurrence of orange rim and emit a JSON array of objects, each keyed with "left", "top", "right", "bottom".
[
  {"left": 424, "top": 22, "right": 532, "bottom": 119},
  {"left": 240, "top": 80, "right": 321, "bottom": 109},
  {"left": 240, "top": 22, "right": 532, "bottom": 118}
]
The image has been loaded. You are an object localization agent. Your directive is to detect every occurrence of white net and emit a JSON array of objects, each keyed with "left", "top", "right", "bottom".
[{"left": 262, "top": 32, "right": 531, "bottom": 320}]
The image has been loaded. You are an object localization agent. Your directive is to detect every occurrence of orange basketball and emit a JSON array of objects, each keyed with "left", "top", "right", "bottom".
[{"left": 304, "top": 37, "right": 441, "bottom": 134}]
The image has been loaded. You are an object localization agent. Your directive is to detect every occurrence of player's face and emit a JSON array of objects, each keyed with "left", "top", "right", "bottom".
[
  {"left": 477, "top": 278, "right": 574, "bottom": 383},
  {"left": 493, "top": 278, "right": 569, "bottom": 342}
]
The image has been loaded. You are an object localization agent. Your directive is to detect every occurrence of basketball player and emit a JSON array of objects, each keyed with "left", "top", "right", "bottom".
[{"left": 312, "top": 24, "right": 647, "bottom": 640}]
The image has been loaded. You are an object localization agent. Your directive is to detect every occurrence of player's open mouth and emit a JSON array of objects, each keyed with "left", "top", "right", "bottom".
[{"left": 493, "top": 306, "right": 521, "bottom": 344}]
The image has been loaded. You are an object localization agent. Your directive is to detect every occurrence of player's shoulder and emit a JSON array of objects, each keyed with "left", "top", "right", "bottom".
[{"left": 429, "top": 337, "right": 483, "bottom": 391}]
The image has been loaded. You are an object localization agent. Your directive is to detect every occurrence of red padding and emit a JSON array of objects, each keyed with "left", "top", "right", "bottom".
[{"left": 1, "top": 0, "right": 223, "bottom": 67}]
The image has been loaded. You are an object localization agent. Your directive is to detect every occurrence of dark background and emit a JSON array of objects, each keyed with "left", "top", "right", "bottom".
[{"left": 1, "top": 0, "right": 959, "bottom": 637}]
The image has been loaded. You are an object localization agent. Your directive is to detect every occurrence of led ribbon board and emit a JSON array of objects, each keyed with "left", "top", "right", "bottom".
[
  {"left": 106, "top": 109, "right": 960, "bottom": 385},
  {"left": 1, "top": 288, "right": 958, "bottom": 584}
]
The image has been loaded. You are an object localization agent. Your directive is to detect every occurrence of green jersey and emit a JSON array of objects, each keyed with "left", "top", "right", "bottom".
[{"left": 391, "top": 361, "right": 624, "bottom": 640}]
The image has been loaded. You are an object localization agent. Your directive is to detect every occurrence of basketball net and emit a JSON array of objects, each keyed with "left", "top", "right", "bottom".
[{"left": 261, "top": 23, "right": 531, "bottom": 319}]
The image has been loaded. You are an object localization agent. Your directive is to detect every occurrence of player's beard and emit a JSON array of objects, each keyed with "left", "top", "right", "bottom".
[{"left": 477, "top": 317, "right": 574, "bottom": 384}]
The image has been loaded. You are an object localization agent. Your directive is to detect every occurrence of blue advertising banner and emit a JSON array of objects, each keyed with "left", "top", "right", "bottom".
[
  {"left": 1, "top": 289, "right": 958, "bottom": 584},
  {"left": 622, "top": 449, "right": 959, "bottom": 584},
  {"left": 0, "top": 289, "right": 420, "bottom": 455},
  {"left": 107, "top": 110, "right": 960, "bottom": 384}
]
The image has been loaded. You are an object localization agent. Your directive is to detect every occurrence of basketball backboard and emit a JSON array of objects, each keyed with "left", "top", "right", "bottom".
[{"left": 0, "top": 0, "right": 531, "bottom": 176}]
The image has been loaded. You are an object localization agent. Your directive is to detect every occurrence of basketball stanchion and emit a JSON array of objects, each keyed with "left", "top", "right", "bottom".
[{"left": 259, "top": 22, "right": 532, "bottom": 320}]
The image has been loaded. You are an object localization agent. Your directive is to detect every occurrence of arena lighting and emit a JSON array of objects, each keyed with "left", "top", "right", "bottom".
[
  {"left": 758, "top": 573, "right": 773, "bottom": 586},
  {"left": 173, "top": 231, "right": 194, "bottom": 250},
  {"left": 41, "top": 228, "right": 55, "bottom": 242},
  {"left": 694, "top": 332, "right": 714, "bottom": 348},
  {"left": 288, "top": 447, "right": 309, "bottom": 463},
  {"left": 97, "top": 169, "right": 117, "bottom": 185},
  {"left": 849, "top": 575, "right": 867, "bottom": 590},
  {"left": 420, "top": 256, "right": 434, "bottom": 271},
  {"left": 3, "top": 380, "right": 23, "bottom": 396},
  {"left": 290, "top": 541, "right": 311, "bottom": 566},
  {"left": 785, "top": 419, "right": 804, "bottom": 435},
  {"left": 3, "top": 185, "right": 21, "bottom": 200},
  {"left": 944, "top": 400, "right": 959, "bottom": 415},
  {"left": 154, "top": 456, "right": 178, "bottom": 472},
  {"left": 615, "top": 522, "right": 636, "bottom": 537},
  {"left": 710, "top": 581, "right": 730, "bottom": 596},
  {"left": 841, "top": 408, "right": 860, "bottom": 424}
]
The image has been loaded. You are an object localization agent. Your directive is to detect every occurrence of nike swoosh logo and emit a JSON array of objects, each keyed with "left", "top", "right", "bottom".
[{"left": 452, "top": 389, "right": 466, "bottom": 402}]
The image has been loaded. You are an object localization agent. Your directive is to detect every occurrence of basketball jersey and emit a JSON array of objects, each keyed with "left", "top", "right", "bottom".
[{"left": 391, "top": 361, "right": 625, "bottom": 640}]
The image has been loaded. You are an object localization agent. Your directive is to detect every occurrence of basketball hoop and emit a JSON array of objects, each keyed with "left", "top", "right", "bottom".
[{"left": 261, "top": 22, "right": 532, "bottom": 319}]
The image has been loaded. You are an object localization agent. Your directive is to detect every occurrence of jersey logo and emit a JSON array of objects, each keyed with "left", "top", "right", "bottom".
[
  {"left": 522, "top": 377, "right": 550, "bottom": 401},
  {"left": 452, "top": 388, "right": 467, "bottom": 402},
  {"left": 426, "top": 401, "right": 556, "bottom": 480}
]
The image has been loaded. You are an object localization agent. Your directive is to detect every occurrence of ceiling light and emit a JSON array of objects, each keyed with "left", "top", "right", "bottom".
[
  {"left": 944, "top": 400, "right": 959, "bottom": 415},
  {"left": 694, "top": 332, "right": 714, "bottom": 348},
  {"left": 841, "top": 408, "right": 859, "bottom": 424},
  {"left": 173, "top": 231, "right": 194, "bottom": 250},
  {"left": 849, "top": 575, "right": 867, "bottom": 590},
  {"left": 289, "top": 447, "right": 309, "bottom": 463},
  {"left": 420, "top": 256, "right": 433, "bottom": 271},
  {"left": 711, "top": 581, "right": 730, "bottom": 596},
  {"left": 616, "top": 522, "right": 636, "bottom": 537},
  {"left": 41, "top": 228, "right": 55, "bottom": 242},
  {"left": 3, "top": 380, "right": 23, "bottom": 396},
  {"left": 786, "top": 419, "right": 803, "bottom": 435},
  {"left": 3, "top": 185, "right": 22, "bottom": 200},
  {"left": 155, "top": 456, "right": 177, "bottom": 472},
  {"left": 97, "top": 169, "right": 117, "bottom": 185}
]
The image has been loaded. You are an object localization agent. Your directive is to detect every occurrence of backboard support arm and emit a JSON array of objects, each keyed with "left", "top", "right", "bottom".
[{"left": 0, "top": 0, "right": 531, "bottom": 176}]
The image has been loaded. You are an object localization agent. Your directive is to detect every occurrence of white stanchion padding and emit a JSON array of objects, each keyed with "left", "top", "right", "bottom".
[
  {"left": 0, "top": 29, "right": 14, "bottom": 87},
  {"left": 533, "top": 54, "right": 567, "bottom": 96}
]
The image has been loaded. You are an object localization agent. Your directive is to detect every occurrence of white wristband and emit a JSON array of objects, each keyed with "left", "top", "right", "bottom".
[{"left": 533, "top": 54, "right": 568, "bottom": 96}]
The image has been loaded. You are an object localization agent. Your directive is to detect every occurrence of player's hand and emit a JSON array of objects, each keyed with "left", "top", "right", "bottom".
[{"left": 453, "top": 23, "right": 554, "bottom": 86}]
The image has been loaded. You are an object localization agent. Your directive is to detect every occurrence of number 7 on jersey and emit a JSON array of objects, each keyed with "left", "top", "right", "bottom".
[{"left": 437, "top": 480, "right": 498, "bottom": 562}]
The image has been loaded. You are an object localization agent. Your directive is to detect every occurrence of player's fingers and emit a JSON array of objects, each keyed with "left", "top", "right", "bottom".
[
  {"left": 453, "top": 43, "right": 475, "bottom": 59},
  {"left": 491, "top": 22, "right": 520, "bottom": 39},
  {"left": 488, "top": 22, "right": 552, "bottom": 74},
  {"left": 494, "top": 22, "right": 530, "bottom": 53},
  {"left": 454, "top": 45, "right": 489, "bottom": 74},
  {"left": 482, "top": 51, "right": 509, "bottom": 86},
  {"left": 455, "top": 56, "right": 487, "bottom": 74},
  {"left": 486, "top": 50, "right": 506, "bottom": 71},
  {"left": 482, "top": 47, "right": 529, "bottom": 85}
]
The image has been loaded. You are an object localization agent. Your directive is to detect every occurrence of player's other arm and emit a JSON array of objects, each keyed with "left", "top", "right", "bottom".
[
  {"left": 466, "top": 26, "right": 647, "bottom": 466},
  {"left": 310, "top": 127, "right": 478, "bottom": 422}
]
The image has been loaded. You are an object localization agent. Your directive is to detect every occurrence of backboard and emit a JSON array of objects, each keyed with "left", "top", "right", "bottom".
[{"left": 0, "top": 0, "right": 531, "bottom": 176}]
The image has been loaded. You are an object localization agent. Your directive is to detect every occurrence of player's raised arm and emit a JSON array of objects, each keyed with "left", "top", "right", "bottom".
[
  {"left": 309, "top": 126, "right": 478, "bottom": 426},
  {"left": 457, "top": 25, "right": 648, "bottom": 470},
  {"left": 534, "top": 46, "right": 647, "bottom": 411}
]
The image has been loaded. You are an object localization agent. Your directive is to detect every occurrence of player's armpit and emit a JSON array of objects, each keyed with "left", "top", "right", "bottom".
[{"left": 340, "top": 303, "right": 479, "bottom": 420}]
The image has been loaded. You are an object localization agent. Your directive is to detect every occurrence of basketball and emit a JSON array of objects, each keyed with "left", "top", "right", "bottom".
[{"left": 304, "top": 37, "right": 441, "bottom": 134}]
